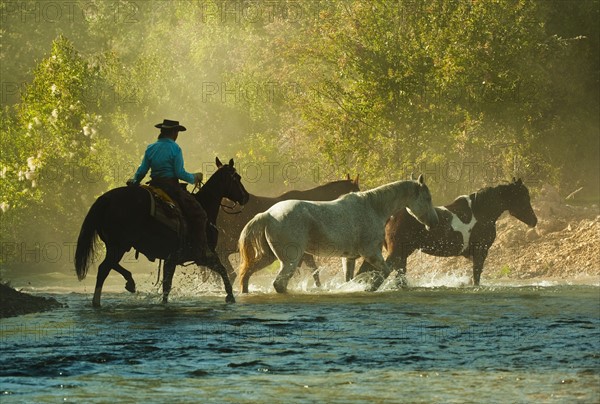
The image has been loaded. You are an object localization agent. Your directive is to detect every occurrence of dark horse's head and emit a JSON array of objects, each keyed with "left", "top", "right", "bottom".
[
  {"left": 505, "top": 177, "right": 537, "bottom": 227},
  {"left": 329, "top": 174, "right": 361, "bottom": 194},
  {"left": 198, "top": 157, "right": 250, "bottom": 205},
  {"left": 338, "top": 173, "right": 361, "bottom": 193},
  {"left": 312, "top": 173, "right": 361, "bottom": 198}
]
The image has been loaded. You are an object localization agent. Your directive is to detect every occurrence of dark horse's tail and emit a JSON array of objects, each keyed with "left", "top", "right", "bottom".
[{"left": 75, "top": 194, "right": 109, "bottom": 281}]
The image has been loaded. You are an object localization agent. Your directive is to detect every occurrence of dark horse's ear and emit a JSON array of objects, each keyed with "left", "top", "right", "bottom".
[
  {"left": 516, "top": 177, "right": 523, "bottom": 185},
  {"left": 216, "top": 157, "right": 223, "bottom": 168},
  {"left": 418, "top": 174, "right": 425, "bottom": 185},
  {"left": 354, "top": 174, "right": 360, "bottom": 185},
  {"left": 229, "top": 158, "right": 234, "bottom": 167},
  {"left": 346, "top": 173, "right": 350, "bottom": 181}
]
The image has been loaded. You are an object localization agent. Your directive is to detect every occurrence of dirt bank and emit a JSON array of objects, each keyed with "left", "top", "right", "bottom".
[
  {"left": 0, "top": 283, "right": 64, "bottom": 318},
  {"left": 403, "top": 184, "right": 600, "bottom": 282}
]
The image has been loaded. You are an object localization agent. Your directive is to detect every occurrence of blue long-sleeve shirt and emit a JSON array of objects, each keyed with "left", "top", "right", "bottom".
[{"left": 132, "top": 138, "right": 195, "bottom": 184}]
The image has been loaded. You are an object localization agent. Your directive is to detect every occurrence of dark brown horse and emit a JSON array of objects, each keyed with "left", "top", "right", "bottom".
[
  {"left": 356, "top": 178, "right": 537, "bottom": 286},
  {"left": 75, "top": 158, "right": 249, "bottom": 306},
  {"left": 215, "top": 175, "right": 360, "bottom": 284}
]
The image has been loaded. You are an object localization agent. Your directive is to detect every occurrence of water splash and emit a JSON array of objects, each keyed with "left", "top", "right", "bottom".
[{"left": 408, "top": 271, "right": 472, "bottom": 288}]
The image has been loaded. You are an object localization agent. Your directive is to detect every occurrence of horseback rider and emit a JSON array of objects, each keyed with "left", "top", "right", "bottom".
[{"left": 127, "top": 119, "right": 210, "bottom": 264}]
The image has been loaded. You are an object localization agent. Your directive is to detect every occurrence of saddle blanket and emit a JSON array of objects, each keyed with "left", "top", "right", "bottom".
[{"left": 141, "top": 185, "right": 183, "bottom": 236}]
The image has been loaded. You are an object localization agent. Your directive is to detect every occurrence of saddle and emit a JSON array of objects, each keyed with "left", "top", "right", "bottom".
[{"left": 141, "top": 185, "right": 185, "bottom": 237}]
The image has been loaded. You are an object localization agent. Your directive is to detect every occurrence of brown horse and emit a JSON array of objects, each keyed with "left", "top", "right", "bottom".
[
  {"left": 356, "top": 178, "right": 537, "bottom": 286},
  {"left": 75, "top": 158, "right": 249, "bottom": 306},
  {"left": 214, "top": 175, "right": 360, "bottom": 284}
]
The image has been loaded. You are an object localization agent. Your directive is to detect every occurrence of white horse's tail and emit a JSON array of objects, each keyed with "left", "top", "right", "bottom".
[{"left": 238, "top": 212, "right": 274, "bottom": 292}]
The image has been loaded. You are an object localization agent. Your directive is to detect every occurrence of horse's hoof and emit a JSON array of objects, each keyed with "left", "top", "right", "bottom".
[
  {"left": 273, "top": 282, "right": 287, "bottom": 294},
  {"left": 125, "top": 281, "right": 136, "bottom": 293},
  {"left": 394, "top": 273, "right": 408, "bottom": 288},
  {"left": 353, "top": 272, "right": 385, "bottom": 292},
  {"left": 92, "top": 300, "right": 101, "bottom": 308},
  {"left": 225, "top": 295, "right": 236, "bottom": 304}
]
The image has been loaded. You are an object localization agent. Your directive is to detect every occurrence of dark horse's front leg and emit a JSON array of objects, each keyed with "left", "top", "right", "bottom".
[
  {"left": 472, "top": 248, "right": 489, "bottom": 286},
  {"left": 217, "top": 249, "right": 237, "bottom": 284},
  {"left": 205, "top": 255, "right": 236, "bottom": 303},
  {"left": 162, "top": 258, "right": 177, "bottom": 303},
  {"left": 470, "top": 226, "right": 495, "bottom": 286},
  {"left": 163, "top": 256, "right": 235, "bottom": 303}
]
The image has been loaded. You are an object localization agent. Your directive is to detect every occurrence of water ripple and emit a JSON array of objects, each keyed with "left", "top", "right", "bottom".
[{"left": 1, "top": 285, "right": 598, "bottom": 402}]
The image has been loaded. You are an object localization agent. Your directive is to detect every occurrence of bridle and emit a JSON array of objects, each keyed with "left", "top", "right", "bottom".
[
  {"left": 220, "top": 200, "right": 244, "bottom": 215},
  {"left": 207, "top": 168, "right": 247, "bottom": 215}
]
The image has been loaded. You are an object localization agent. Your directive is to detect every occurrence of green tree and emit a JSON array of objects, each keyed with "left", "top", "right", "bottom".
[
  {"left": 253, "top": 0, "right": 598, "bottom": 200},
  {"left": 0, "top": 36, "right": 129, "bottom": 254}
]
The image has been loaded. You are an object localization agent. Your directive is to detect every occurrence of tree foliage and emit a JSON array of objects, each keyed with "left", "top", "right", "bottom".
[
  {"left": 0, "top": 35, "right": 129, "bottom": 244},
  {"left": 0, "top": 0, "right": 598, "bottom": 272}
]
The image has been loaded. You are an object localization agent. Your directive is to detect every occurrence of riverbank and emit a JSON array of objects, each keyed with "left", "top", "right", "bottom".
[{"left": 0, "top": 283, "right": 64, "bottom": 318}]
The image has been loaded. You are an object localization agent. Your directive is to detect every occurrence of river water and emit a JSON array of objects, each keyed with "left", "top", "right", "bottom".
[{"left": 1, "top": 270, "right": 599, "bottom": 403}]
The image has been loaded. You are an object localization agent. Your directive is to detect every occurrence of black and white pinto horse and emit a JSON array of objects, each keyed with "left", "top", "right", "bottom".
[
  {"left": 360, "top": 178, "right": 537, "bottom": 286},
  {"left": 238, "top": 175, "right": 439, "bottom": 293}
]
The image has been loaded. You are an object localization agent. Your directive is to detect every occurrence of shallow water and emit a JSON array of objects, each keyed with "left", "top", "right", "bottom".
[{"left": 1, "top": 272, "right": 599, "bottom": 403}]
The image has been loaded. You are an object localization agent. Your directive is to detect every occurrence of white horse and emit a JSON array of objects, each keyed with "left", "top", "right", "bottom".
[{"left": 238, "top": 175, "right": 439, "bottom": 293}]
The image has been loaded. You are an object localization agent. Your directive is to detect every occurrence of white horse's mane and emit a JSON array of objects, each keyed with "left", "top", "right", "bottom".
[{"left": 351, "top": 180, "right": 418, "bottom": 213}]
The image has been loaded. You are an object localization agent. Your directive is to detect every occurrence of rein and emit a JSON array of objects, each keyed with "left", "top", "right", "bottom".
[
  {"left": 193, "top": 176, "right": 243, "bottom": 215},
  {"left": 191, "top": 180, "right": 203, "bottom": 194},
  {"left": 220, "top": 201, "right": 244, "bottom": 215}
]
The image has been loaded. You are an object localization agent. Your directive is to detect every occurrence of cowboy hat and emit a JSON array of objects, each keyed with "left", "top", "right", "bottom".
[{"left": 154, "top": 119, "right": 187, "bottom": 131}]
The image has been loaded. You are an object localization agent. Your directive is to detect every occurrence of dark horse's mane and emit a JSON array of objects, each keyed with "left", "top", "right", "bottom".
[
  {"left": 470, "top": 183, "right": 515, "bottom": 221},
  {"left": 442, "top": 182, "right": 516, "bottom": 224}
]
